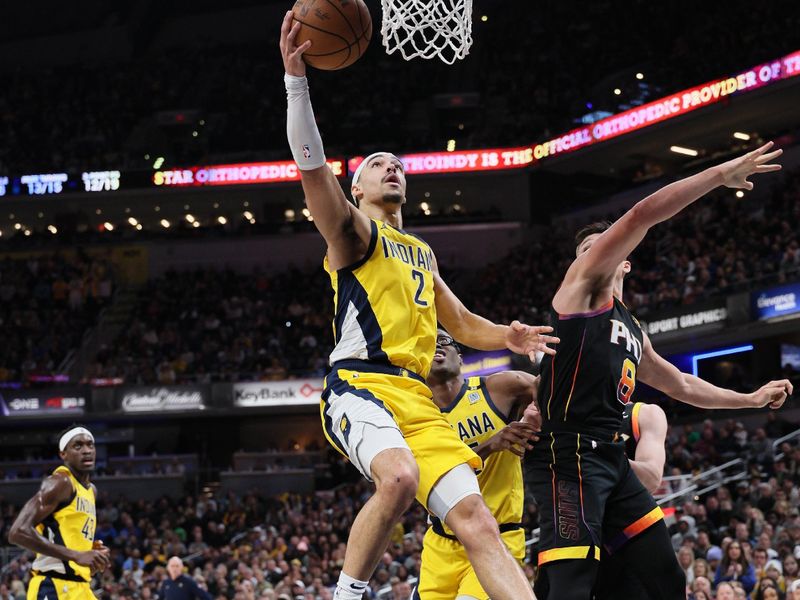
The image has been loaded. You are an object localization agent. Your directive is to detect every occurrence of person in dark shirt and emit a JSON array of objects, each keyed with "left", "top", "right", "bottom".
[{"left": 158, "top": 556, "right": 211, "bottom": 600}]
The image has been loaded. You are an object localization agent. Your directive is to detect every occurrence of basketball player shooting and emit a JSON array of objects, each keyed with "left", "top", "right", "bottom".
[
  {"left": 525, "top": 142, "right": 792, "bottom": 600},
  {"left": 280, "top": 10, "right": 556, "bottom": 600}
]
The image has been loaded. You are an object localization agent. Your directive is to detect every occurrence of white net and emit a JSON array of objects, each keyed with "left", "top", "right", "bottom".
[{"left": 381, "top": 0, "right": 473, "bottom": 65}]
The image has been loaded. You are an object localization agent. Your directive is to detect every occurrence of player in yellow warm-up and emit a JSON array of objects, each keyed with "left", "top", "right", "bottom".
[
  {"left": 415, "top": 329, "right": 541, "bottom": 599},
  {"left": 9, "top": 425, "right": 110, "bottom": 600}
]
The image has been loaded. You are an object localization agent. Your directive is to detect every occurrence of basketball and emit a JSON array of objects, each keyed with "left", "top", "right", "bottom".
[{"left": 291, "top": 0, "right": 372, "bottom": 70}]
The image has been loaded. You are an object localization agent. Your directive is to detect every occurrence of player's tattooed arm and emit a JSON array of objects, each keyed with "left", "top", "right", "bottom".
[{"left": 638, "top": 333, "right": 793, "bottom": 410}]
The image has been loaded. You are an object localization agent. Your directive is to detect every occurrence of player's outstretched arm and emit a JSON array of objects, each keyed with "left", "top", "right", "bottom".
[
  {"left": 432, "top": 257, "right": 558, "bottom": 360},
  {"left": 471, "top": 372, "right": 541, "bottom": 459},
  {"left": 281, "top": 11, "right": 371, "bottom": 267},
  {"left": 628, "top": 403, "right": 667, "bottom": 493},
  {"left": 566, "top": 142, "right": 782, "bottom": 285},
  {"left": 638, "top": 334, "right": 793, "bottom": 410},
  {"left": 8, "top": 473, "right": 110, "bottom": 573}
]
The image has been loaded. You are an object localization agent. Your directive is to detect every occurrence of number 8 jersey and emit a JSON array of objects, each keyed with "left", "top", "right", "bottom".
[
  {"left": 33, "top": 466, "right": 96, "bottom": 582},
  {"left": 539, "top": 297, "right": 644, "bottom": 432},
  {"left": 325, "top": 219, "right": 437, "bottom": 378}
]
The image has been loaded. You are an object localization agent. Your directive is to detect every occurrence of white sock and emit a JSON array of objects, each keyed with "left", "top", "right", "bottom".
[{"left": 333, "top": 572, "right": 369, "bottom": 599}]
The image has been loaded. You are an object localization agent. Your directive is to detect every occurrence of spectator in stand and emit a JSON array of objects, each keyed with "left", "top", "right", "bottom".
[
  {"left": 159, "top": 557, "right": 212, "bottom": 600},
  {"left": 754, "top": 576, "right": 785, "bottom": 600},
  {"left": 715, "top": 540, "right": 757, "bottom": 595}
]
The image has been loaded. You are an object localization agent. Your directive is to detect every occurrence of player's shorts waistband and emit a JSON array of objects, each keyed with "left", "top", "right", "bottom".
[
  {"left": 431, "top": 518, "right": 522, "bottom": 541},
  {"left": 328, "top": 360, "right": 426, "bottom": 384},
  {"left": 32, "top": 570, "right": 88, "bottom": 583},
  {"left": 541, "top": 422, "right": 620, "bottom": 443}
]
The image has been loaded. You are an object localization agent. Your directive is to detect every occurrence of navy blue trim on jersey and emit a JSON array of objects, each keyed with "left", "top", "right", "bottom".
[
  {"left": 439, "top": 381, "right": 468, "bottom": 413},
  {"left": 481, "top": 376, "right": 512, "bottom": 425},
  {"left": 338, "top": 219, "right": 378, "bottom": 273},
  {"left": 411, "top": 582, "right": 422, "bottom": 600},
  {"left": 329, "top": 359, "right": 426, "bottom": 384},
  {"left": 322, "top": 368, "right": 395, "bottom": 417},
  {"left": 321, "top": 405, "right": 348, "bottom": 457},
  {"left": 333, "top": 271, "right": 390, "bottom": 364},
  {"left": 40, "top": 515, "right": 84, "bottom": 581},
  {"left": 36, "top": 576, "right": 57, "bottom": 600}
]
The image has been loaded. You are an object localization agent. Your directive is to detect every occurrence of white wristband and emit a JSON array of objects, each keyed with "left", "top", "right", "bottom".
[{"left": 285, "top": 74, "right": 327, "bottom": 170}]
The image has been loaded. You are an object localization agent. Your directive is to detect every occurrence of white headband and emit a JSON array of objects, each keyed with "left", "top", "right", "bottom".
[
  {"left": 351, "top": 151, "right": 400, "bottom": 201},
  {"left": 59, "top": 427, "right": 94, "bottom": 452}
]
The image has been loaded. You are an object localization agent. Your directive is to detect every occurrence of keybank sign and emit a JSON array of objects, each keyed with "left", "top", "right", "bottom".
[{"left": 753, "top": 283, "right": 800, "bottom": 320}]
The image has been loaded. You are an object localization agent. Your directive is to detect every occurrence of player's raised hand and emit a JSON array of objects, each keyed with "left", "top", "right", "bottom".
[
  {"left": 749, "top": 379, "right": 793, "bottom": 410},
  {"left": 280, "top": 10, "right": 312, "bottom": 77},
  {"left": 719, "top": 141, "right": 783, "bottom": 190},
  {"left": 488, "top": 421, "right": 539, "bottom": 457},
  {"left": 505, "top": 321, "right": 559, "bottom": 361}
]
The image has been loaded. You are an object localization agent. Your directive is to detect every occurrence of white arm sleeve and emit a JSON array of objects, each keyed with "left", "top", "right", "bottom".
[{"left": 285, "top": 73, "right": 327, "bottom": 170}]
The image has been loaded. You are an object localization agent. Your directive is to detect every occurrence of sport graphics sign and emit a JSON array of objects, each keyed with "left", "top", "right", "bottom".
[
  {"left": 0, "top": 389, "right": 87, "bottom": 417},
  {"left": 641, "top": 302, "right": 728, "bottom": 338},
  {"left": 233, "top": 379, "right": 323, "bottom": 407},
  {"left": 752, "top": 283, "right": 800, "bottom": 320},
  {"left": 117, "top": 386, "right": 207, "bottom": 413}
]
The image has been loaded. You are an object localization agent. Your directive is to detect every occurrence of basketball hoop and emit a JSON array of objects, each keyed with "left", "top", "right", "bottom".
[{"left": 380, "top": 0, "right": 473, "bottom": 65}]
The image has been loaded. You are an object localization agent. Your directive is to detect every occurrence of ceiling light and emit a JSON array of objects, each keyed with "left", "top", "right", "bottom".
[
  {"left": 192, "top": 221, "right": 200, "bottom": 228},
  {"left": 736, "top": 191, "right": 744, "bottom": 198},
  {"left": 48, "top": 225, "right": 57, "bottom": 234},
  {"left": 128, "top": 217, "right": 138, "bottom": 226},
  {"left": 160, "top": 219, "right": 170, "bottom": 228},
  {"left": 243, "top": 211, "right": 253, "bottom": 220},
  {"left": 670, "top": 145, "right": 699, "bottom": 157},
  {"left": 136, "top": 224, "right": 143, "bottom": 231},
  {"left": 153, "top": 157, "right": 165, "bottom": 169},
  {"left": 103, "top": 222, "right": 114, "bottom": 231},
  {"left": 446, "top": 139, "right": 456, "bottom": 152},
  {"left": 284, "top": 209, "right": 296, "bottom": 220},
  {"left": 185, "top": 214, "right": 195, "bottom": 223},
  {"left": 613, "top": 88, "right": 622, "bottom": 95},
  {"left": 733, "top": 132, "right": 751, "bottom": 141},
  {"left": 635, "top": 73, "right": 644, "bottom": 80},
  {"left": 217, "top": 216, "right": 227, "bottom": 225},
  {"left": 302, "top": 208, "right": 310, "bottom": 218}
]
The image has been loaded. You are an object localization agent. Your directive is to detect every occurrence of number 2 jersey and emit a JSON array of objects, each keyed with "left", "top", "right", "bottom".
[
  {"left": 324, "top": 219, "right": 437, "bottom": 378},
  {"left": 33, "top": 465, "right": 96, "bottom": 582},
  {"left": 539, "top": 297, "right": 644, "bottom": 434}
]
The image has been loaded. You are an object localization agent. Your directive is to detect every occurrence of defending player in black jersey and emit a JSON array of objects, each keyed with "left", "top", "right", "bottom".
[
  {"left": 525, "top": 142, "right": 793, "bottom": 600},
  {"left": 594, "top": 402, "right": 668, "bottom": 599}
]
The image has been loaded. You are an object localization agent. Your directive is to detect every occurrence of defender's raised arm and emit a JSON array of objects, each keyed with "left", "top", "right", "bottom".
[{"left": 565, "top": 142, "right": 782, "bottom": 290}]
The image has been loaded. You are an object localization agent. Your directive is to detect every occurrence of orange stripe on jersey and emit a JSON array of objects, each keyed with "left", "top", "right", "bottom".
[
  {"left": 562, "top": 326, "right": 587, "bottom": 421},
  {"left": 623, "top": 506, "right": 664, "bottom": 539},
  {"left": 631, "top": 402, "right": 642, "bottom": 442}
]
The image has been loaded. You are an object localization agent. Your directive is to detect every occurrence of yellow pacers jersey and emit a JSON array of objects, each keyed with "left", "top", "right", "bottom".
[
  {"left": 325, "top": 219, "right": 437, "bottom": 377},
  {"left": 437, "top": 377, "right": 523, "bottom": 536},
  {"left": 33, "top": 466, "right": 96, "bottom": 582}
]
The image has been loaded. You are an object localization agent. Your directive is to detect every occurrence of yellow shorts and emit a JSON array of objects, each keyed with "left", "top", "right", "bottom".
[
  {"left": 27, "top": 575, "right": 94, "bottom": 600},
  {"left": 416, "top": 526, "right": 526, "bottom": 599},
  {"left": 322, "top": 361, "right": 481, "bottom": 507}
]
